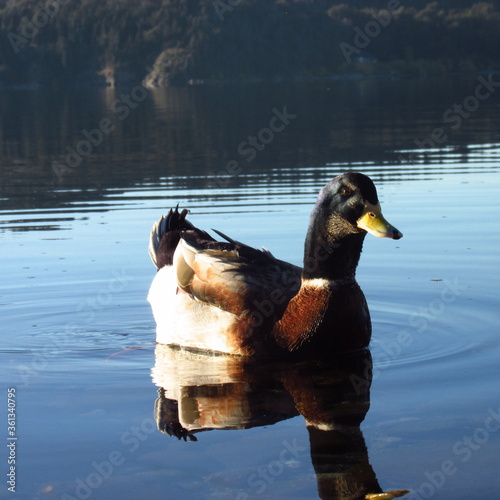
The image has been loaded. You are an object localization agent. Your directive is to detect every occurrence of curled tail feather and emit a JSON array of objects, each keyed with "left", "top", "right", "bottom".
[{"left": 149, "top": 206, "right": 193, "bottom": 269}]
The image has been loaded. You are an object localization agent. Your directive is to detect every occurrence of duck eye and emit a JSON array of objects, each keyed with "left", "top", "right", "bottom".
[{"left": 340, "top": 187, "right": 352, "bottom": 197}]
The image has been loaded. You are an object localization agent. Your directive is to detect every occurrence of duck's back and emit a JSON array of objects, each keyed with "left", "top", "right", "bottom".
[{"left": 148, "top": 209, "right": 302, "bottom": 355}]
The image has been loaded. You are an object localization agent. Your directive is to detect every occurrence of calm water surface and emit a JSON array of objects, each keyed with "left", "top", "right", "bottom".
[{"left": 1, "top": 78, "right": 500, "bottom": 500}]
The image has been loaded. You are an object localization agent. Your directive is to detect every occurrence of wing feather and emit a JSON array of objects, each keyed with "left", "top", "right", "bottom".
[{"left": 173, "top": 232, "right": 302, "bottom": 320}]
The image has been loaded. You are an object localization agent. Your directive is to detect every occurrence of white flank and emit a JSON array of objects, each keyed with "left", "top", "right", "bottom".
[{"left": 147, "top": 266, "right": 241, "bottom": 355}]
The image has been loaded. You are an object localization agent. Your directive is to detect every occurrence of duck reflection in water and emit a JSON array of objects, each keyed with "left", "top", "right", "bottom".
[{"left": 152, "top": 346, "right": 408, "bottom": 500}]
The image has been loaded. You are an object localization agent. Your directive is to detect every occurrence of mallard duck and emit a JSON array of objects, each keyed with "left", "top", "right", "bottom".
[{"left": 148, "top": 172, "right": 402, "bottom": 356}]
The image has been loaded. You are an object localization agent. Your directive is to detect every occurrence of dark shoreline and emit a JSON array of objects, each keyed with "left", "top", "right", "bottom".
[{"left": 2, "top": 67, "right": 500, "bottom": 91}]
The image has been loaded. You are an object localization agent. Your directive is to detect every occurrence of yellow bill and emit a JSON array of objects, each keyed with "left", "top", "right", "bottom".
[{"left": 357, "top": 202, "right": 403, "bottom": 240}]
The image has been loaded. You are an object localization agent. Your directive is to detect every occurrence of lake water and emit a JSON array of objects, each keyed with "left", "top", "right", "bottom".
[{"left": 1, "top": 77, "right": 500, "bottom": 500}]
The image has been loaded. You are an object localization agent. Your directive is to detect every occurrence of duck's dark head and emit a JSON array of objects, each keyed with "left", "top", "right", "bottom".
[
  {"left": 320, "top": 172, "right": 403, "bottom": 241},
  {"left": 304, "top": 172, "right": 402, "bottom": 280}
]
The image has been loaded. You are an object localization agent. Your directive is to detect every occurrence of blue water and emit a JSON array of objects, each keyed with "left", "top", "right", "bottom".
[{"left": 1, "top": 80, "right": 500, "bottom": 499}]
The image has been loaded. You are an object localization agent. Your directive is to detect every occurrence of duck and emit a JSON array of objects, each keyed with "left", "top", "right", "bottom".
[{"left": 147, "top": 172, "right": 402, "bottom": 357}]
